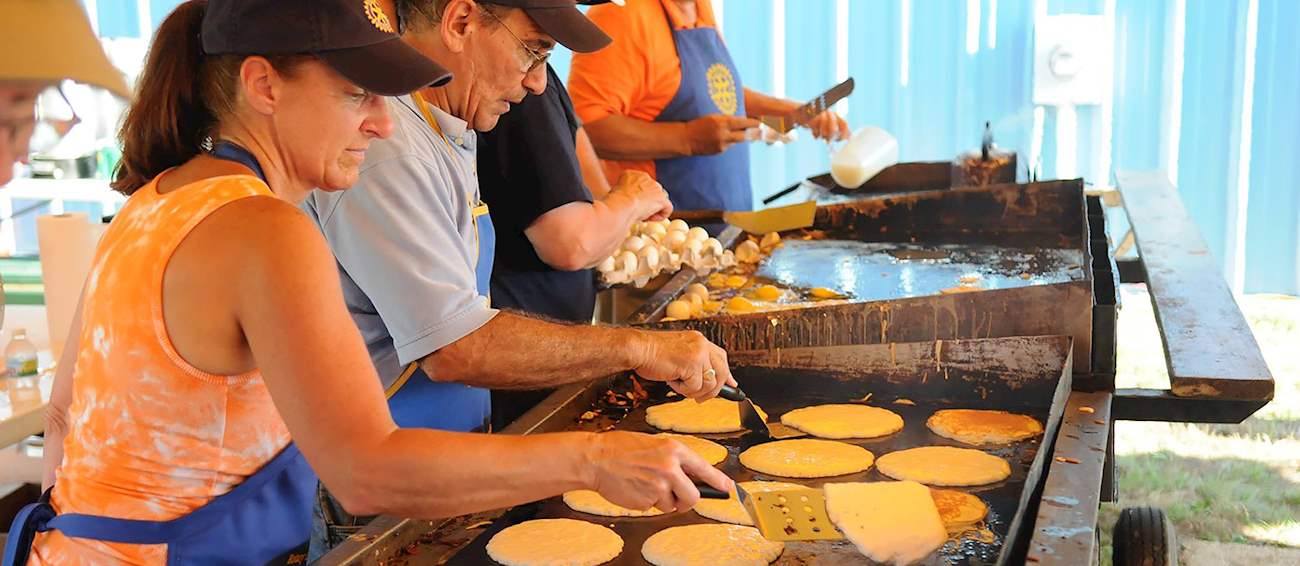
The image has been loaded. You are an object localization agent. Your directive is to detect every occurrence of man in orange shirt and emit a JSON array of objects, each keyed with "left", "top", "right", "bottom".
[{"left": 569, "top": 0, "right": 848, "bottom": 212}]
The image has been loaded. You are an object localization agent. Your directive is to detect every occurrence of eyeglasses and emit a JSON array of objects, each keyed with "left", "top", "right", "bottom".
[
  {"left": 1, "top": 85, "right": 81, "bottom": 153},
  {"left": 482, "top": 7, "right": 549, "bottom": 75}
]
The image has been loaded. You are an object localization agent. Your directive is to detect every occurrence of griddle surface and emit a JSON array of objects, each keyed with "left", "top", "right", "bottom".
[
  {"left": 438, "top": 368, "right": 1053, "bottom": 566},
  {"left": 758, "top": 240, "right": 1086, "bottom": 303}
]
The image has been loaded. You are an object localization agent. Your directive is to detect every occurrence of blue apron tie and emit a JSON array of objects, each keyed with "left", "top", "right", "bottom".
[
  {"left": 4, "top": 445, "right": 317, "bottom": 566},
  {"left": 4, "top": 143, "right": 317, "bottom": 566},
  {"left": 652, "top": 9, "right": 752, "bottom": 212}
]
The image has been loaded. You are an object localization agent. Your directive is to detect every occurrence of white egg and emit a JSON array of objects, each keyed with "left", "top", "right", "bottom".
[
  {"left": 669, "top": 219, "right": 690, "bottom": 233},
  {"left": 666, "top": 230, "right": 688, "bottom": 249},
  {"left": 639, "top": 245, "right": 661, "bottom": 271},
  {"left": 645, "top": 222, "right": 668, "bottom": 238},
  {"left": 618, "top": 250, "right": 638, "bottom": 273},
  {"left": 596, "top": 256, "right": 617, "bottom": 273},
  {"left": 735, "top": 240, "right": 762, "bottom": 264},
  {"left": 623, "top": 235, "right": 646, "bottom": 252},
  {"left": 687, "top": 226, "right": 709, "bottom": 243},
  {"left": 704, "top": 238, "right": 724, "bottom": 256}
]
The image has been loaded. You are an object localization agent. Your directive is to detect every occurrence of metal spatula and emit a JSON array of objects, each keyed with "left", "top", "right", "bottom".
[
  {"left": 717, "top": 384, "right": 806, "bottom": 440},
  {"left": 737, "top": 484, "right": 844, "bottom": 541}
]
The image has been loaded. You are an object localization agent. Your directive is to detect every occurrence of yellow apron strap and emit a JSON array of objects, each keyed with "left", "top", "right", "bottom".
[{"left": 384, "top": 362, "right": 420, "bottom": 400}]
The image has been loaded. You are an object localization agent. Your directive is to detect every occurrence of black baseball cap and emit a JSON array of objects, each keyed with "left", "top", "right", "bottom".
[
  {"left": 201, "top": 0, "right": 452, "bottom": 96},
  {"left": 481, "top": 0, "right": 612, "bottom": 53}
]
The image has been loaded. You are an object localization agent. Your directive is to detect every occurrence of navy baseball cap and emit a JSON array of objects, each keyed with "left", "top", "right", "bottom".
[
  {"left": 481, "top": 0, "right": 612, "bottom": 53},
  {"left": 201, "top": 0, "right": 452, "bottom": 96}
]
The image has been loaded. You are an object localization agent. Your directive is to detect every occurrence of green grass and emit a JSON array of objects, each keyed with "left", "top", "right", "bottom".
[{"left": 1098, "top": 288, "right": 1300, "bottom": 562}]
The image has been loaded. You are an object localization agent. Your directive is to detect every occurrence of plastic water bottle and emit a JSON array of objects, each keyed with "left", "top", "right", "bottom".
[
  {"left": 5, "top": 328, "right": 39, "bottom": 378},
  {"left": 4, "top": 329, "right": 41, "bottom": 410}
]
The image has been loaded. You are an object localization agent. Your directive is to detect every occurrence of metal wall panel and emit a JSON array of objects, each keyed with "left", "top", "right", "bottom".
[{"left": 110, "top": 0, "right": 1297, "bottom": 293}]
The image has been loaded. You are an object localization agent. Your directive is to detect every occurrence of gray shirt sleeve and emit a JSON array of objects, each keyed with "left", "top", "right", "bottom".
[{"left": 315, "top": 153, "right": 498, "bottom": 367}]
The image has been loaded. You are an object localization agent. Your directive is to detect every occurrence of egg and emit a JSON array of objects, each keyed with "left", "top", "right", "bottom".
[
  {"left": 704, "top": 238, "right": 724, "bottom": 257},
  {"left": 707, "top": 273, "right": 729, "bottom": 288},
  {"left": 735, "top": 240, "right": 762, "bottom": 264},
  {"left": 754, "top": 285, "right": 782, "bottom": 301},
  {"left": 704, "top": 300, "right": 725, "bottom": 312},
  {"left": 726, "top": 296, "right": 756, "bottom": 313},
  {"left": 639, "top": 246, "right": 661, "bottom": 271},
  {"left": 760, "top": 232, "right": 782, "bottom": 249},
  {"left": 666, "top": 300, "right": 693, "bottom": 320},
  {"left": 686, "top": 283, "right": 710, "bottom": 301},
  {"left": 623, "top": 235, "right": 646, "bottom": 253},
  {"left": 669, "top": 219, "right": 690, "bottom": 233},
  {"left": 666, "top": 230, "right": 688, "bottom": 249},
  {"left": 644, "top": 222, "right": 668, "bottom": 238},
  {"left": 810, "top": 287, "right": 842, "bottom": 299},
  {"left": 618, "top": 251, "right": 638, "bottom": 273},
  {"left": 686, "top": 226, "right": 709, "bottom": 243},
  {"left": 725, "top": 275, "right": 748, "bottom": 289},
  {"left": 596, "top": 256, "right": 617, "bottom": 273}
]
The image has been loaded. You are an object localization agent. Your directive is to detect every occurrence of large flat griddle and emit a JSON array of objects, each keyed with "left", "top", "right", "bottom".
[
  {"left": 629, "top": 180, "right": 1100, "bottom": 379},
  {"left": 319, "top": 337, "right": 1073, "bottom": 566}
]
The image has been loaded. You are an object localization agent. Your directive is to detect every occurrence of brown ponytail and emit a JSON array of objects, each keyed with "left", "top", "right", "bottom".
[
  {"left": 113, "top": 0, "right": 213, "bottom": 194},
  {"left": 112, "top": 0, "right": 305, "bottom": 195}
]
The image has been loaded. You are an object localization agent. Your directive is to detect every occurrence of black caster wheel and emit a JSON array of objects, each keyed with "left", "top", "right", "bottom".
[{"left": 1112, "top": 506, "right": 1178, "bottom": 566}]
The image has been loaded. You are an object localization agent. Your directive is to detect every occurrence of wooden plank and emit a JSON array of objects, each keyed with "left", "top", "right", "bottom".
[
  {"left": 1025, "top": 391, "right": 1112, "bottom": 565},
  {"left": 1116, "top": 171, "right": 1274, "bottom": 401}
]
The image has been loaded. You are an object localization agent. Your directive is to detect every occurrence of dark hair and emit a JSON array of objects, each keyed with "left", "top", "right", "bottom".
[{"left": 112, "top": 0, "right": 308, "bottom": 195}]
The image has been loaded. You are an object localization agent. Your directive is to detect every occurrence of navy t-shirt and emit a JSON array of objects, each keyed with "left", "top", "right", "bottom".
[{"left": 478, "top": 65, "right": 597, "bottom": 322}]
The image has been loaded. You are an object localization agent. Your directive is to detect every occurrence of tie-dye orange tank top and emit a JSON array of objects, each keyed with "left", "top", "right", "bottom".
[{"left": 31, "top": 174, "right": 293, "bottom": 565}]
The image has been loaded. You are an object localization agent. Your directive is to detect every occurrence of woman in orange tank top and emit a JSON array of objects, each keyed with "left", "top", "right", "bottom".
[{"left": 15, "top": 1, "right": 731, "bottom": 565}]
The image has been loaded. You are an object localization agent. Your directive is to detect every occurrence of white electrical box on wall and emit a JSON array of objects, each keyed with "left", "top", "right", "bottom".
[{"left": 1033, "top": 14, "right": 1113, "bottom": 106}]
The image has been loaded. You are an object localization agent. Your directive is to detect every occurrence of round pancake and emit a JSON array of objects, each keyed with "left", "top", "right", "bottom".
[
  {"left": 657, "top": 433, "right": 728, "bottom": 466},
  {"left": 738, "top": 439, "right": 874, "bottom": 478},
  {"left": 779, "top": 404, "right": 905, "bottom": 439},
  {"left": 930, "top": 489, "right": 988, "bottom": 530},
  {"left": 487, "top": 518, "right": 622, "bottom": 566},
  {"left": 645, "top": 398, "right": 768, "bottom": 434},
  {"left": 642, "top": 524, "right": 783, "bottom": 566},
  {"left": 926, "top": 409, "right": 1043, "bottom": 445},
  {"left": 563, "top": 490, "right": 663, "bottom": 517},
  {"left": 875, "top": 446, "right": 1011, "bottom": 486},
  {"left": 692, "top": 481, "right": 804, "bottom": 525}
]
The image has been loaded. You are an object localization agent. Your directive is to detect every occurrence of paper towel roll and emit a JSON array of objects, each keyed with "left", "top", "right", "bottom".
[{"left": 37, "top": 213, "right": 100, "bottom": 360}]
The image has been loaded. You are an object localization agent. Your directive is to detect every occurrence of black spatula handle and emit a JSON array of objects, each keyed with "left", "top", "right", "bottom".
[
  {"left": 718, "top": 384, "right": 747, "bottom": 402},
  {"left": 696, "top": 483, "right": 731, "bottom": 499}
]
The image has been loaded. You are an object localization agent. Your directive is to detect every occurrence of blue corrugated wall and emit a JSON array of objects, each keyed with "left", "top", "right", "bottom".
[{"left": 95, "top": 0, "right": 1300, "bottom": 294}]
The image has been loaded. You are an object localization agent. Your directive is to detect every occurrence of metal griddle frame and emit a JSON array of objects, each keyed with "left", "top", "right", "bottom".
[{"left": 316, "top": 170, "right": 1273, "bottom": 565}]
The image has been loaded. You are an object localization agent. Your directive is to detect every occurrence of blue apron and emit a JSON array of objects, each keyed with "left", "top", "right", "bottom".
[
  {"left": 653, "top": 7, "right": 752, "bottom": 212},
  {"left": 3, "top": 142, "right": 316, "bottom": 566},
  {"left": 384, "top": 94, "right": 494, "bottom": 433}
]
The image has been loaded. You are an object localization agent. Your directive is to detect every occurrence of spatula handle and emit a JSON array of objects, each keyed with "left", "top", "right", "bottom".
[
  {"left": 718, "top": 384, "right": 747, "bottom": 402},
  {"left": 695, "top": 483, "right": 731, "bottom": 499}
]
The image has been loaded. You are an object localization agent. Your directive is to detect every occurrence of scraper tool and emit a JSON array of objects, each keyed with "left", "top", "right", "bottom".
[
  {"left": 716, "top": 385, "right": 807, "bottom": 439},
  {"left": 737, "top": 484, "right": 844, "bottom": 542},
  {"left": 717, "top": 384, "right": 770, "bottom": 437}
]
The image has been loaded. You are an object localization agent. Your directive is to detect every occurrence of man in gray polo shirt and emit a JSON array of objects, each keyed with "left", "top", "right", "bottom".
[{"left": 304, "top": 0, "right": 736, "bottom": 553}]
